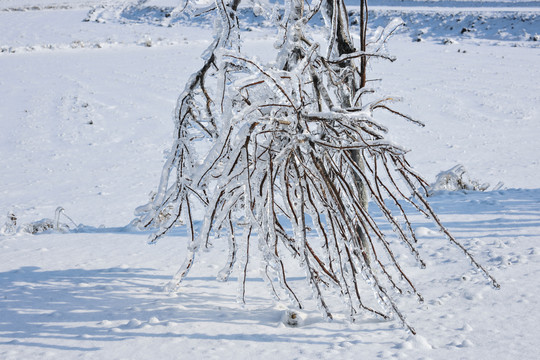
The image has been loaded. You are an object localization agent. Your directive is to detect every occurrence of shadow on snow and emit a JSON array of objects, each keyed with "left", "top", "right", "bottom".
[{"left": 1, "top": 189, "right": 538, "bottom": 351}]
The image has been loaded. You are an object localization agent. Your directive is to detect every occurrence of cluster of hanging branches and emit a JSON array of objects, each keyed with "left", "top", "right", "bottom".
[{"left": 135, "top": 0, "right": 499, "bottom": 333}]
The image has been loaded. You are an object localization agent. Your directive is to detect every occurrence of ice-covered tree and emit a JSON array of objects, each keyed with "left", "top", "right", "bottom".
[{"left": 134, "top": 0, "right": 498, "bottom": 333}]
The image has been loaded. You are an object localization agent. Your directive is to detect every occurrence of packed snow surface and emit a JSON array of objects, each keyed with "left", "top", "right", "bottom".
[{"left": 1, "top": 0, "right": 539, "bottom": 359}]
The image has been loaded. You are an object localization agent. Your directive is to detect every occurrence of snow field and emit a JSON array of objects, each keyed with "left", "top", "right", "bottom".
[{"left": 0, "top": 2, "right": 539, "bottom": 359}]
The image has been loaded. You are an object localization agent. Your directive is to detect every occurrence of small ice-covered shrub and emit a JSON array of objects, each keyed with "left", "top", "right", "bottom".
[
  {"left": 427, "top": 164, "right": 504, "bottom": 196},
  {"left": 431, "top": 165, "right": 489, "bottom": 192},
  {"left": 136, "top": 0, "right": 499, "bottom": 333},
  {"left": 23, "top": 219, "right": 61, "bottom": 234},
  {"left": 0, "top": 212, "right": 17, "bottom": 235},
  {"left": 2, "top": 207, "right": 76, "bottom": 235}
]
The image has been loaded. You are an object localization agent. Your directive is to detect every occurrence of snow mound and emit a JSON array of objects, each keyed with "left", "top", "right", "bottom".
[
  {"left": 281, "top": 310, "right": 307, "bottom": 327},
  {"left": 85, "top": 1, "right": 540, "bottom": 44}
]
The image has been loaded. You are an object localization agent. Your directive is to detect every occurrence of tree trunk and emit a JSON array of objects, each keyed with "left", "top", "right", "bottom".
[{"left": 323, "top": 0, "right": 371, "bottom": 264}]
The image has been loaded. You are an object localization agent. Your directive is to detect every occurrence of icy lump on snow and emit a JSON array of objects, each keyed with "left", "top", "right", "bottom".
[{"left": 427, "top": 164, "right": 503, "bottom": 196}]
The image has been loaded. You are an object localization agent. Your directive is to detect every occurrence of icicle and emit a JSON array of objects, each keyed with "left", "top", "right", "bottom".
[{"left": 217, "top": 217, "right": 238, "bottom": 282}]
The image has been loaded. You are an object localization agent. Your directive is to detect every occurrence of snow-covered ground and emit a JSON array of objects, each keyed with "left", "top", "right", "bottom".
[{"left": 1, "top": 1, "right": 539, "bottom": 359}]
